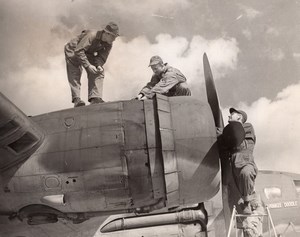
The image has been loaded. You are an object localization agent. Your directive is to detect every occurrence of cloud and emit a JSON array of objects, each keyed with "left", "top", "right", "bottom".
[
  {"left": 293, "top": 53, "right": 300, "bottom": 58},
  {"left": 242, "top": 29, "right": 252, "bottom": 40},
  {"left": 222, "top": 82, "right": 300, "bottom": 173},
  {"left": 0, "top": 55, "right": 70, "bottom": 115},
  {"left": 99, "top": 0, "right": 191, "bottom": 17},
  {"left": 271, "top": 49, "right": 285, "bottom": 61},
  {"left": 266, "top": 27, "right": 280, "bottom": 37},
  {"left": 264, "top": 48, "right": 285, "bottom": 61},
  {"left": 238, "top": 4, "right": 262, "bottom": 20}
]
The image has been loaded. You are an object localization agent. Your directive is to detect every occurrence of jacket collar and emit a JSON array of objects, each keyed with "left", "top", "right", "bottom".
[
  {"left": 163, "top": 63, "right": 169, "bottom": 73},
  {"left": 96, "top": 30, "right": 104, "bottom": 40},
  {"left": 96, "top": 30, "right": 113, "bottom": 46}
]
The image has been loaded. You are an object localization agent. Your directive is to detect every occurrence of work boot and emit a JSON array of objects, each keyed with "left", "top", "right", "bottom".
[
  {"left": 242, "top": 201, "right": 253, "bottom": 215},
  {"left": 90, "top": 97, "right": 105, "bottom": 104},
  {"left": 73, "top": 97, "right": 85, "bottom": 107}
]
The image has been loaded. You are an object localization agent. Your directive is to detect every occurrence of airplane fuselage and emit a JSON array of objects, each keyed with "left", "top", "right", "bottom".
[{"left": 0, "top": 93, "right": 220, "bottom": 225}]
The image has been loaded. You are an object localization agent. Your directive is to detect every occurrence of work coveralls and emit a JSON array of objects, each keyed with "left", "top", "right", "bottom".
[
  {"left": 230, "top": 123, "right": 258, "bottom": 202},
  {"left": 140, "top": 64, "right": 191, "bottom": 99},
  {"left": 64, "top": 30, "right": 112, "bottom": 102}
]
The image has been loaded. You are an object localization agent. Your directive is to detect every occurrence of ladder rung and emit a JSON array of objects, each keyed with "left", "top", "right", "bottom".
[{"left": 236, "top": 213, "right": 267, "bottom": 217}]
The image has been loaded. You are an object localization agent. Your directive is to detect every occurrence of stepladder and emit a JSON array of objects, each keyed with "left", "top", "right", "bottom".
[{"left": 227, "top": 205, "right": 278, "bottom": 237}]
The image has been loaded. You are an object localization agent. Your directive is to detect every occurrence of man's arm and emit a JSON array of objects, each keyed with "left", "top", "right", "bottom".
[
  {"left": 139, "top": 75, "right": 160, "bottom": 98},
  {"left": 146, "top": 70, "right": 181, "bottom": 98},
  {"left": 74, "top": 30, "right": 97, "bottom": 68},
  {"left": 242, "top": 123, "right": 256, "bottom": 152},
  {"left": 243, "top": 123, "right": 256, "bottom": 143}
]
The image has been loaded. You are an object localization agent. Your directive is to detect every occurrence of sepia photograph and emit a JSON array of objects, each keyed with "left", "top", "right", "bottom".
[{"left": 0, "top": 0, "right": 299, "bottom": 236}]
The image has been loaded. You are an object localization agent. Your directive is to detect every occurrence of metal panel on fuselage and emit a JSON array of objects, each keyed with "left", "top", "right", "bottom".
[{"left": 0, "top": 100, "right": 160, "bottom": 213}]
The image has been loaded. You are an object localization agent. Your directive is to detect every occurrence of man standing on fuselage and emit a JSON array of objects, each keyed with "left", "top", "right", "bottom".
[{"left": 65, "top": 22, "right": 119, "bottom": 107}]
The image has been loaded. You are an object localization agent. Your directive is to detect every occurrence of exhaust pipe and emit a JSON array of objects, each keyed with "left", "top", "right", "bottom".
[{"left": 101, "top": 208, "right": 207, "bottom": 233}]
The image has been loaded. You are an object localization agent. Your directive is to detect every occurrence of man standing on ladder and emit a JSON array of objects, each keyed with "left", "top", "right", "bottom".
[
  {"left": 220, "top": 108, "right": 264, "bottom": 237},
  {"left": 227, "top": 108, "right": 257, "bottom": 215}
]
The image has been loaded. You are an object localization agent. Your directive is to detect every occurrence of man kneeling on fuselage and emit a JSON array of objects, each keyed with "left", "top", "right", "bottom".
[{"left": 136, "top": 56, "right": 191, "bottom": 100}]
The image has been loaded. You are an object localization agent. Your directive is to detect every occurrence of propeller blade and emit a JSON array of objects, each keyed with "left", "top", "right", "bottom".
[{"left": 203, "top": 53, "right": 224, "bottom": 128}]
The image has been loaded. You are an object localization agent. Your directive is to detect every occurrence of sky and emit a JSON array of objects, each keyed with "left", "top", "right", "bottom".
[{"left": 0, "top": 0, "right": 300, "bottom": 173}]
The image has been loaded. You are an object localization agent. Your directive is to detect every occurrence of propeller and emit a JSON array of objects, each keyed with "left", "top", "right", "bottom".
[
  {"left": 203, "top": 53, "right": 224, "bottom": 129},
  {"left": 203, "top": 54, "right": 243, "bottom": 229}
]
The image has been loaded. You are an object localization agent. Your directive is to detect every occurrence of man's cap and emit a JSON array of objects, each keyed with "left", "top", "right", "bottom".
[
  {"left": 104, "top": 22, "right": 119, "bottom": 37},
  {"left": 148, "top": 55, "right": 163, "bottom": 66},
  {"left": 222, "top": 121, "right": 246, "bottom": 148},
  {"left": 229, "top": 107, "right": 247, "bottom": 123}
]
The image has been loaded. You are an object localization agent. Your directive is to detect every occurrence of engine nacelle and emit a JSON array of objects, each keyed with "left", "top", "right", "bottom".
[{"left": 0, "top": 95, "right": 220, "bottom": 214}]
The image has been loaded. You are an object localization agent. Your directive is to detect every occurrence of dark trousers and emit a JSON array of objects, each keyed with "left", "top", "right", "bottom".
[
  {"left": 166, "top": 82, "right": 191, "bottom": 96},
  {"left": 232, "top": 164, "right": 257, "bottom": 202}
]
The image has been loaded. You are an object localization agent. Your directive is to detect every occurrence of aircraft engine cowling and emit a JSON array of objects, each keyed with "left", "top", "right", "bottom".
[{"left": 150, "top": 94, "right": 220, "bottom": 208}]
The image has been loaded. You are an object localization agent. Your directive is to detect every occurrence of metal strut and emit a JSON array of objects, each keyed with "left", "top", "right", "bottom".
[
  {"left": 280, "top": 222, "right": 300, "bottom": 236},
  {"left": 227, "top": 205, "right": 278, "bottom": 237}
]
